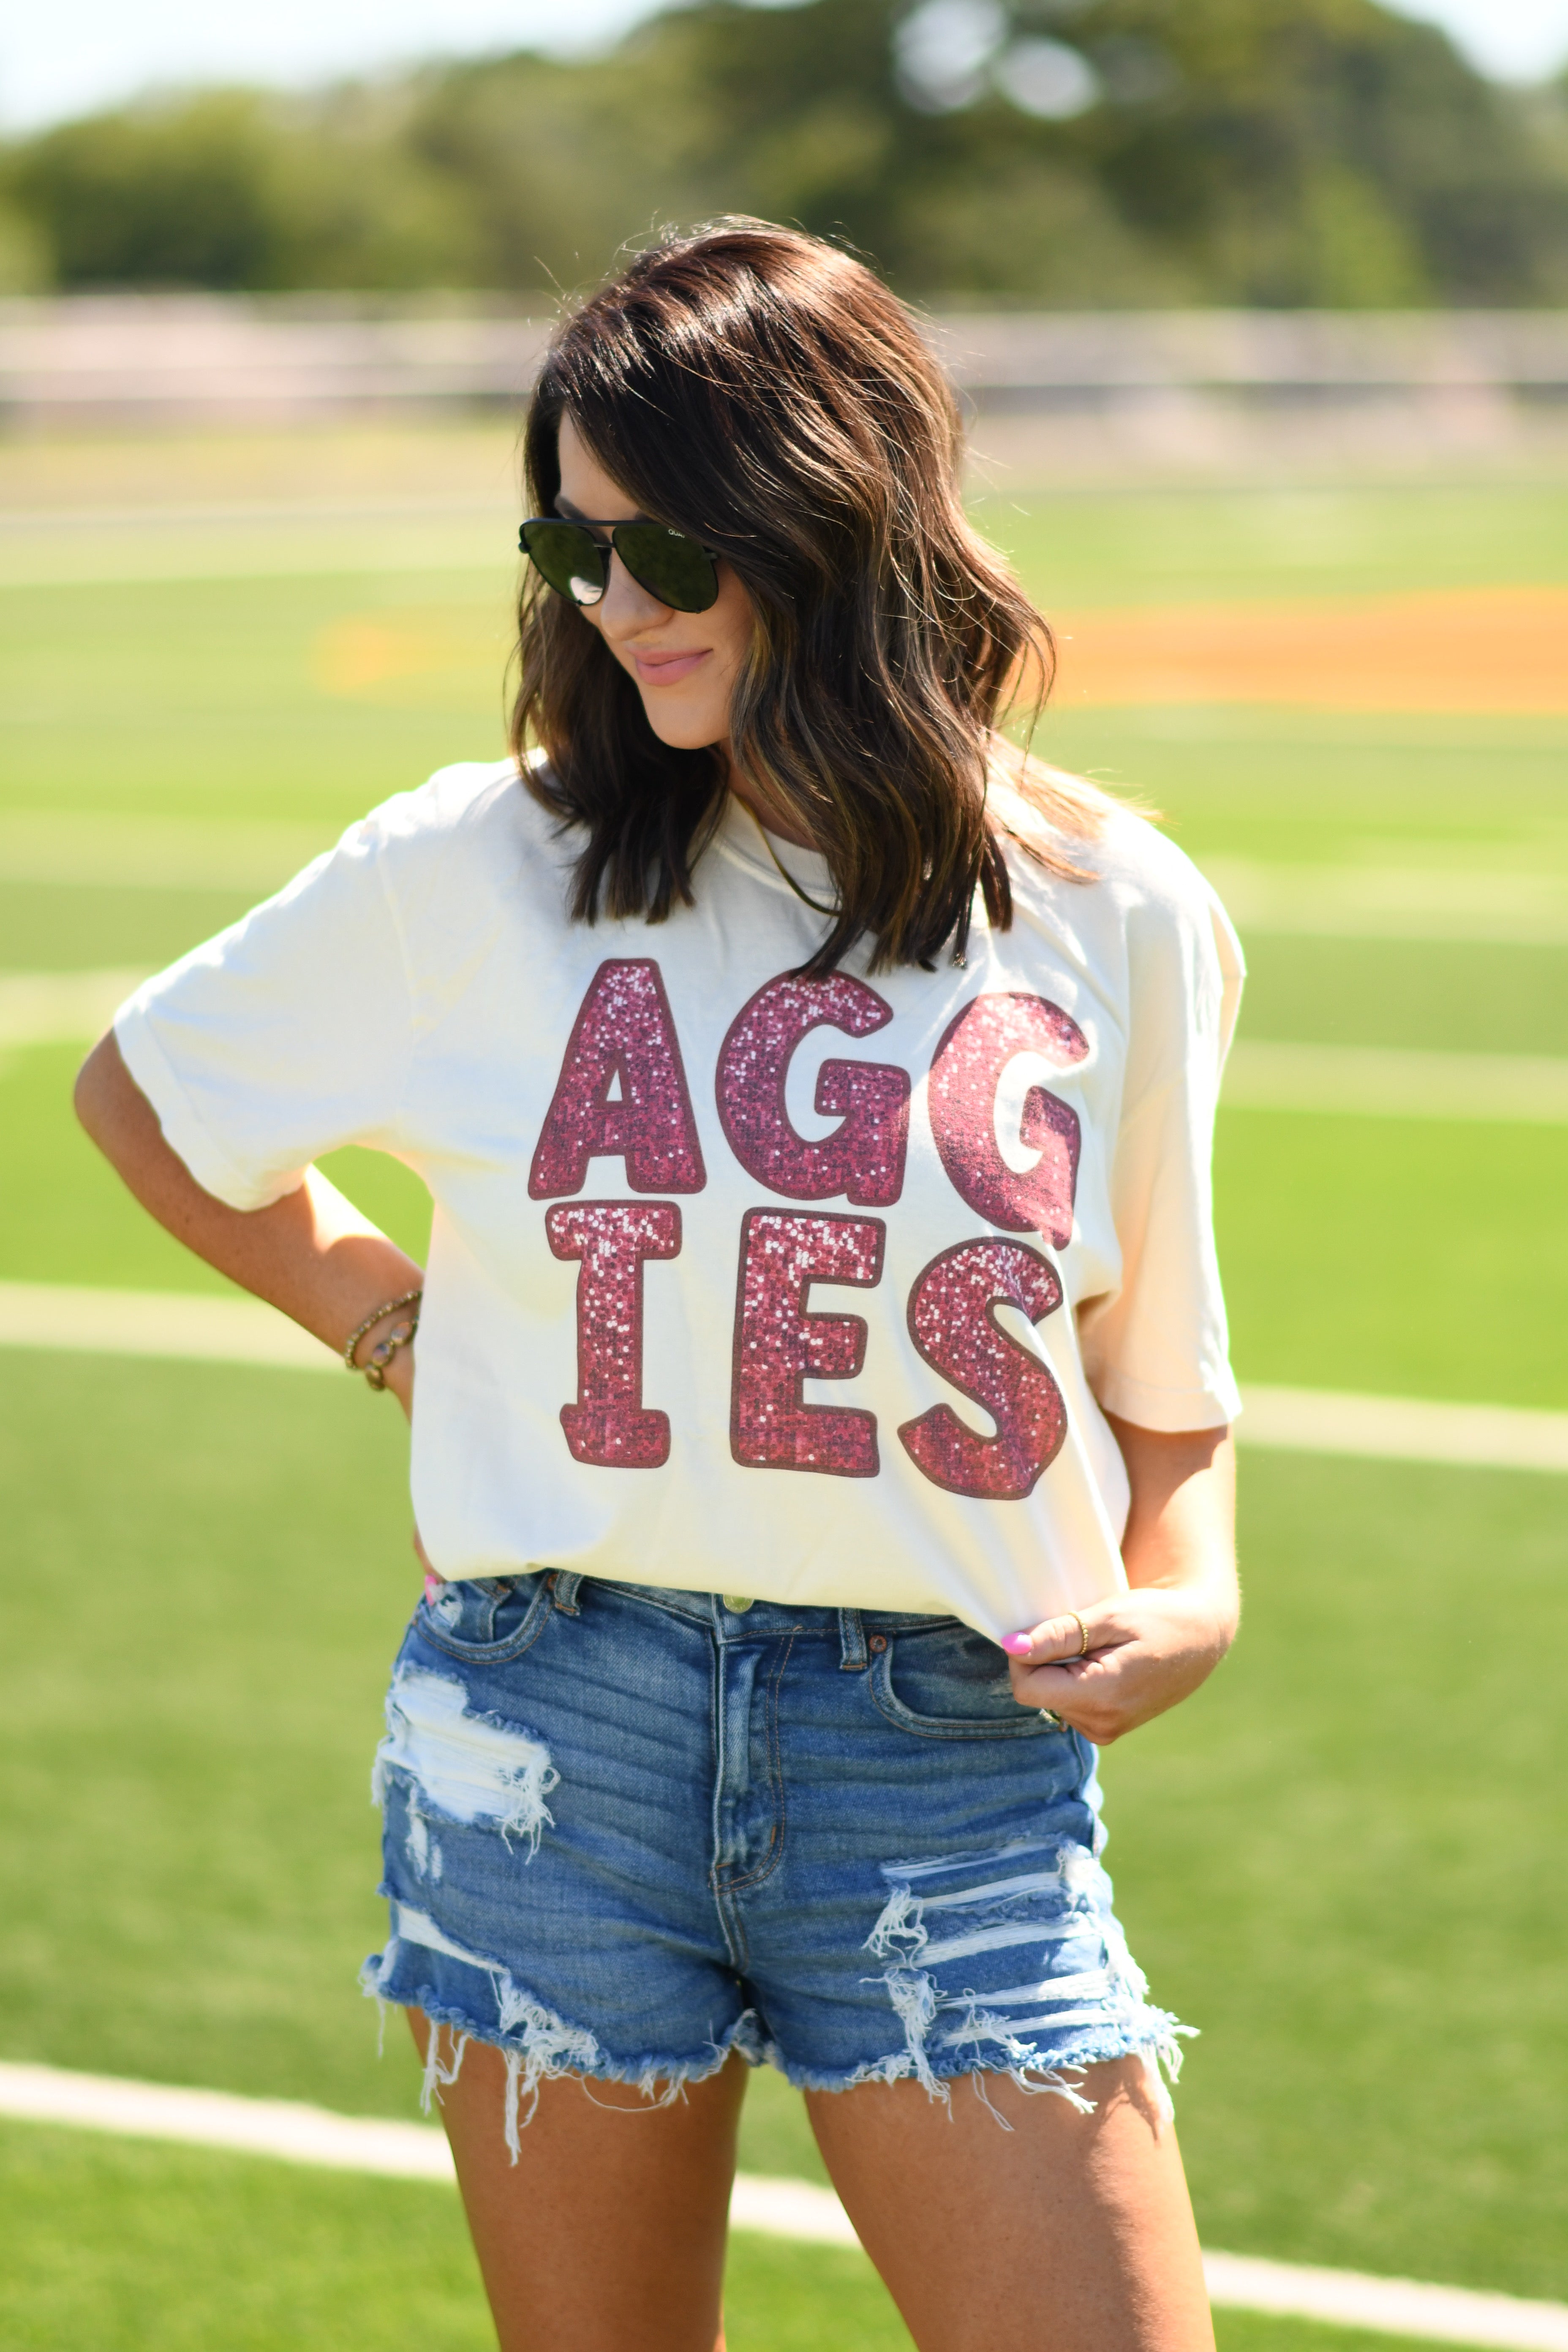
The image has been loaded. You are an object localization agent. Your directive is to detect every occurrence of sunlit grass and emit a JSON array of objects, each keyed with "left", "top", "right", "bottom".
[
  {"left": 1, "top": 1351, "right": 1564, "bottom": 2303},
  {"left": 4, "top": 452, "right": 1568, "bottom": 2344},
  {"left": 0, "top": 2123, "right": 1474, "bottom": 2352}
]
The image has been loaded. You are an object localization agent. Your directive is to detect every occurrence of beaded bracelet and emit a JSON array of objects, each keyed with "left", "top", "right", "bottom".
[{"left": 343, "top": 1288, "right": 424, "bottom": 1390}]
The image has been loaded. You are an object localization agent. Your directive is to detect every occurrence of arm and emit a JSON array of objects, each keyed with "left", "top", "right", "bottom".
[
  {"left": 1002, "top": 1416, "right": 1237, "bottom": 1743},
  {"left": 75, "top": 1031, "right": 425, "bottom": 1418}
]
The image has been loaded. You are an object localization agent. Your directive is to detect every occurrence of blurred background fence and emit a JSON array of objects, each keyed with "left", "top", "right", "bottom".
[{"left": 5, "top": 298, "right": 1568, "bottom": 473}]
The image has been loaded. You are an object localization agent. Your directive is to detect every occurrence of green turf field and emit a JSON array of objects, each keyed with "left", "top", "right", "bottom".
[
  {"left": 2, "top": 443, "right": 1565, "bottom": 2347},
  {"left": 0, "top": 2125, "right": 1459, "bottom": 2352}
]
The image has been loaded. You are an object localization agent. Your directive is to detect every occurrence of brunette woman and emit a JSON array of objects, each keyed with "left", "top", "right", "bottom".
[{"left": 78, "top": 221, "right": 1242, "bottom": 2352}]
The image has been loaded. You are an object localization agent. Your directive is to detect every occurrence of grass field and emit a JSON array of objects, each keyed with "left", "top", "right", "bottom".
[{"left": 2, "top": 432, "right": 1565, "bottom": 2346}]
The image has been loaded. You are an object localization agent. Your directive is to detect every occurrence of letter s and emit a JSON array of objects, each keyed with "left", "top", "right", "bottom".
[{"left": 898, "top": 1240, "right": 1067, "bottom": 1500}]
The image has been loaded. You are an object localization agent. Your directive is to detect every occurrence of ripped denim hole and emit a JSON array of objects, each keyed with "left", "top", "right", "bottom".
[
  {"left": 855, "top": 1836, "right": 1192, "bottom": 2123},
  {"left": 372, "top": 1664, "right": 560, "bottom": 1857}
]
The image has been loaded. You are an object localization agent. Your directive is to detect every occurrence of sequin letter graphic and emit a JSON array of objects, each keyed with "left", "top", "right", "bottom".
[
  {"left": 898, "top": 1240, "right": 1067, "bottom": 1500},
  {"left": 730, "top": 1211, "right": 885, "bottom": 1477},
  {"left": 546, "top": 1202, "right": 681, "bottom": 1468},
  {"left": 529, "top": 960, "right": 706, "bottom": 1199},
  {"left": 716, "top": 973, "right": 910, "bottom": 1206},
  {"left": 927, "top": 994, "right": 1089, "bottom": 1247}
]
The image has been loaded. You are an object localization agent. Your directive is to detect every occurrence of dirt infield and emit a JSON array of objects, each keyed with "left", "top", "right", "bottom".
[
  {"left": 313, "top": 584, "right": 1568, "bottom": 716},
  {"left": 1051, "top": 585, "right": 1568, "bottom": 713}
]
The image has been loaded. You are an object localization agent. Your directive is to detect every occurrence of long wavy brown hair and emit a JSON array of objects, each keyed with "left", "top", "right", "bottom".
[{"left": 511, "top": 219, "right": 1108, "bottom": 975}]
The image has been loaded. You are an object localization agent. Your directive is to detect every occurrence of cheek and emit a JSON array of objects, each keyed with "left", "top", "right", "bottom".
[{"left": 713, "top": 581, "right": 757, "bottom": 682}]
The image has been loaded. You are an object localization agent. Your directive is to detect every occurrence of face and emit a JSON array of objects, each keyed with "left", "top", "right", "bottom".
[{"left": 554, "top": 412, "right": 754, "bottom": 756}]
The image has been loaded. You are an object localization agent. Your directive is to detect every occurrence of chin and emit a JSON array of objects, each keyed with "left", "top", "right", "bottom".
[{"left": 640, "top": 702, "right": 727, "bottom": 752}]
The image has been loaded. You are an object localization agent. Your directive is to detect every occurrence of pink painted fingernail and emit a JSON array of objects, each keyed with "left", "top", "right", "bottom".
[
  {"left": 1000, "top": 1631, "right": 1034, "bottom": 1657},
  {"left": 423, "top": 1571, "right": 445, "bottom": 1603}
]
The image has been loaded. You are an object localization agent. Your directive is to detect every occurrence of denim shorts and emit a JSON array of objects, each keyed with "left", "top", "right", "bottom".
[{"left": 362, "top": 1571, "right": 1189, "bottom": 2146}]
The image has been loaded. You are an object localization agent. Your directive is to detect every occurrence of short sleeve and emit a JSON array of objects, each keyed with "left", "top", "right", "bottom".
[
  {"left": 1077, "top": 869, "right": 1244, "bottom": 1432},
  {"left": 113, "top": 815, "right": 414, "bottom": 1212}
]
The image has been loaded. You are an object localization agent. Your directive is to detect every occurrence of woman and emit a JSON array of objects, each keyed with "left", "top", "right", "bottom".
[{"left": 77, "top": 221, "right": 1241, "bottom": 2352}]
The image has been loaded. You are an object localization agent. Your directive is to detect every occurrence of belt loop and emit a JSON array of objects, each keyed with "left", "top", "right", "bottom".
[
  {"left": 837, "top": 1606, "right": 867, "bottom": 1671},
  {"left": 549, "top": 1570, "right": 583, "bottom": 1616}
]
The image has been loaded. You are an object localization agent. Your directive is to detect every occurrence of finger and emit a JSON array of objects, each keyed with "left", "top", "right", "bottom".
[
  {"left": 1013, "top": 1657, "right": 1107, "bottom": 1699},
  {"left": 1010, "top": 1656, "right": 1130, "bottom": 1742},
  {"left": 1000, "top": 1608, "right": 1108, "bottom": 1664}
]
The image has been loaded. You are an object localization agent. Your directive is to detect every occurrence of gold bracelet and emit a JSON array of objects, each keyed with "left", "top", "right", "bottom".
[{"left": 343, "top": 1288, "right": 424, "bottom": 1389}]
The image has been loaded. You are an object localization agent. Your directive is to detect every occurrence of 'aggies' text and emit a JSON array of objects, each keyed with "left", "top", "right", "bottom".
[{"left": 532, "top": 960, "right": 1087, "bottom": 1498}]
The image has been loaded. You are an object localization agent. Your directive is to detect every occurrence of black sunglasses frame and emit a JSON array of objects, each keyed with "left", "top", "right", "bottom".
[{"left": 518, "top": 516, "right": 723, "bottom": 613}]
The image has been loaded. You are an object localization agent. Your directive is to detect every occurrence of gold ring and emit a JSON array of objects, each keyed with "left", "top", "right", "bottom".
[{"left": 1068, "top": 1610, "right": 1089, "bottom": 1658}]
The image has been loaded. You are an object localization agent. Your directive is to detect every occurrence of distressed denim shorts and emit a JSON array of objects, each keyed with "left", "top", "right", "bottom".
[{"left": 362, "top": 1571, "right": 1189, "bottom": 2145}]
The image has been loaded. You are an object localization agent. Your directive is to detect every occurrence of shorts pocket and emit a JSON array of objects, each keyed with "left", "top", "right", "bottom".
[
  {"left": 415, "top": 1573, "right": 554, "bottom": 1665},
  {"left": 868, "top": 1620, "right": 1052, "bottom": 1740}
]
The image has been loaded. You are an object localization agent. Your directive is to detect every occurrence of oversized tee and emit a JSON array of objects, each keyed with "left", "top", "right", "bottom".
[{"left": 115, "top": 760, "right": 1243, "bottom": 1640}]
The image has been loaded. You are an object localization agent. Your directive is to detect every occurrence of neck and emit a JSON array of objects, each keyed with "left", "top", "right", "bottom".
[{"left": 724, "top": 767, "right": 818, "bottom": 852}]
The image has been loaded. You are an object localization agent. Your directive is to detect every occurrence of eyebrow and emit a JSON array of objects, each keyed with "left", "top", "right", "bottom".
[{"left": 554, "top": 492, "right": 650, "bottom": 525}]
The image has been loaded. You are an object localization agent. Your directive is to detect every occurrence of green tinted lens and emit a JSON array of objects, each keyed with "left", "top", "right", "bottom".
[
  {"left": 613, "top": 524, "right": 720, "bottom": 612},
  {"left": 521, "top": 520, "right": 608, "bottom": 605}
]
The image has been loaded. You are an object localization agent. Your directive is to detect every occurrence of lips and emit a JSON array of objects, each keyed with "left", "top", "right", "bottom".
[{"left": 632, "top": 648, "right": 709, "bottom": 686}]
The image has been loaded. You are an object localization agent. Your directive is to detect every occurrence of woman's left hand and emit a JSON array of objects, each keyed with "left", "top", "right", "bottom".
[
  {"left": 1003, "top": 1416, "right": 1239, "bottom": 1745},
  {"left": 1002, "top": 1584, "right": 1235, "bottom": 1744}
]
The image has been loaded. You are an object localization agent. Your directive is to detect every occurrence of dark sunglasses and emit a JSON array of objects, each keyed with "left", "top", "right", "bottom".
[{"left": 518, "top": 516, "right": 721, "bottom": 613}]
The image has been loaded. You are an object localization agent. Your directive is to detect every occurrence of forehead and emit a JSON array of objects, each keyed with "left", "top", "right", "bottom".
[{"left": 555, "top": 413, "right": 639, "bottom": 519}]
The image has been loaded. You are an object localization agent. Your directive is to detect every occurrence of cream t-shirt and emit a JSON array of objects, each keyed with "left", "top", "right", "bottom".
[{"left": 115, "top": 760, "right": 1243, "bottom": 1640}]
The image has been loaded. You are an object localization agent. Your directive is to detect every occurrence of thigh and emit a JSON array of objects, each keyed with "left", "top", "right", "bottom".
[
  {"left": 419, "top": 2016, "right": 745, "bottom": 2352},
  {"left": 805, "top": 2058, "right": 1214, "bottom": 2352}
]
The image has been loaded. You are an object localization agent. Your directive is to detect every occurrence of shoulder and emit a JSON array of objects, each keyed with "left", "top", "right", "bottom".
[
  {"left": 351, "top": 757, "right": 542, "bottom": 855},
  {"left": 344, "top": 757, "right": 577, "bottom": 907},
  {"left": 1091, "top": 804, "right": 1231, "bottom": 939},
  {"left": 989, "top": 767, "right": 1243, "bottom": 1073},
  {"left": 1083, "top": 811, "right": 1245, "bottom": 1073},
  {"left": 991, "top": 767, "right": 1240, "bottom": 980}
]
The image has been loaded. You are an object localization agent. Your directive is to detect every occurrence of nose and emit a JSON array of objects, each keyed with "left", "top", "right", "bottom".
[{"left": 596, "top": 549, "right": 672, "bottom": 636}]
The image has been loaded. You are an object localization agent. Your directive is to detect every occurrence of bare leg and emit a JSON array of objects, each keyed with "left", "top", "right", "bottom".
[
  {"left": 409, "top": 2012, "right": 745, "bottom": 2352},
  {"left": 806, "top": 2058, "right": 1214, "bottom": 2352}
]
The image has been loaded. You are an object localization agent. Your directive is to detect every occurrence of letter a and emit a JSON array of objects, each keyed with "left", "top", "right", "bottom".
[{"left": 530, "top": 959, "right": 706, "bottom": 1198}]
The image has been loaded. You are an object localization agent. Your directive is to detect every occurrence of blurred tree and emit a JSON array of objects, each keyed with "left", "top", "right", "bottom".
[
  {"left": 3, "top": 0, "right": 1565, "bottom": 303},
  {"left": 0, "top": 201, "right": 51, "bottom": 293},
  {"left": 4, "top": 86, "right": 477, "bottom": 291},
  {"left": 8, "top": 94, "right": 287, "bottom": 288}
]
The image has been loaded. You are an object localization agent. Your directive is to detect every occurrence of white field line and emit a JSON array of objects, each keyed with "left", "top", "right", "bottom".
[
  {"left": 11, "top": 975, "right": 1568, "bottom": 1137},
  {"left": 0, "top": 1282, "right": 335, "bottom": 1373},
  {"left": 1239, "top": 1384, "right": 1568, "bottom": 1473},
  {"left": 0, "top": 515, "right": 509, "bottom": 590},
  {"left": 0, "top": 969, "right": 148, "bottom": 1049},
  {"left": 4, "top": 836, "right": 1568, "bottom": 946},
  {"left": 1198, "top": 2253, "right": 1568, "bottom": 2352},
  {"left": 3, "top": 1282, "right": 1567, "bottom": 1473},
  {"left": 10, "top": 967, "right": 1568, "bottom": 1127},
  {"left": 22, "top": 975, "right": 1568, "bottom": 1131},
  {"left": 1, "top": 2064, "right": 1565, "bottom": 2348},
  {"left": 1223, "top": 1040, "right": 1568, "bottom": 1123},
  {"left": 0, "top": 813, "right": 332, "bottom": 894},
  {"left": 1200, "top": 859, "right": 1568, "bottom": 950}
]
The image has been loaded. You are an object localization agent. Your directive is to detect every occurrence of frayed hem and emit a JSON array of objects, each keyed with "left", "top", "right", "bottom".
[
  {"left": 770, "top": 2017, "right": 1195, "bottom": 2121},
  {"left": 362, "top": 1964, "right": 763, "bottom": 2156}
]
